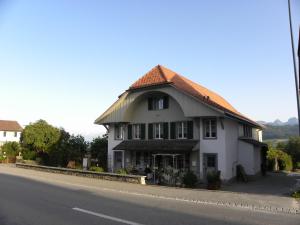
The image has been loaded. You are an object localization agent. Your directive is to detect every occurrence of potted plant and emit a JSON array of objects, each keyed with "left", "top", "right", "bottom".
[{"left": 206, "top": 170, "right": 221, "bottom": 190}]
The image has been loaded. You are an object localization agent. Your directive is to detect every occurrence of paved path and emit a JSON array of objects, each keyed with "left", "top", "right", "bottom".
[{"left": 0, "top": 164, "right": 299, "bottom": 225}]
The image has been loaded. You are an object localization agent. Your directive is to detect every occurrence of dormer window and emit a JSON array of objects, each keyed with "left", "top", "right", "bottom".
[{"left": 148, "top": 96, "right": 169, "bottom": 110}]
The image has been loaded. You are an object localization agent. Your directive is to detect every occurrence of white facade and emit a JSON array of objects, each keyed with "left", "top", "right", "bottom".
[
  {"left": 95, "top": 66, "right": 266, "bottom": 181},
  {"left": 0, "top": 131, "right": 22, "bottom": 147}
]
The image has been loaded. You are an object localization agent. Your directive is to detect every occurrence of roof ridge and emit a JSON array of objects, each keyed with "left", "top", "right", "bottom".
[{"left": 157, "top": 65, "right": 169, "bottom": 82}]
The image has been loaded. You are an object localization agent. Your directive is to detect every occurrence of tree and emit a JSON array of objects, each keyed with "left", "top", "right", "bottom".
[
  {"left": 66, "top": 135, "right": 88, "bottom": 164},
  {"left": 21, "top": 120, "right": 60, "bottom": 153},
  {"left": 1, "top": 141, "right": 21, "bottom": 157},
  {"left": 90, "top": 134, "right": 108, "bottom": 170},
  {"left": 267, "top": 148, "right": 293, "bottom": 171},
  {"left": 285, "top": 137, "right": 300, "bottom": 167},
  {"left": 48, "top": 129, "right": 71, "bottom": 166}
]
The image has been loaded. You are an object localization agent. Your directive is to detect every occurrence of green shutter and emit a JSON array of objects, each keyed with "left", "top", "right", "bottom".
[
  {"left": 187, "top": 121, "right": 193, "bottom": 139},
  {"left": 148, "top": 98, "right": 153, "bottom": 110},
  {"left": 148, "top": 124, "right": 153, "bottom": 139},
  {"left": 170, "top": 122, "right": 176, "bottom": 139},
  {"left": 163, "top": 96, "right": 169, "bottom": 109},
  {"left": 128, "top": 124, "right": 132, "bottom": 140},
  {"left": 141, "top": 124, "right": 146, "bottom": 140},
  {"left": 163, "top": 122, "right": 169, "bottom": 139}
]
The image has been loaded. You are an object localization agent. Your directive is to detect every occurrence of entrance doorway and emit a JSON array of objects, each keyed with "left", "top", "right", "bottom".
[
  {"left": 113, "top": 151, "right": 124, "bottom": 171},
  {"left": 203, "top": 153, "right": 218, "bottom": 179}
]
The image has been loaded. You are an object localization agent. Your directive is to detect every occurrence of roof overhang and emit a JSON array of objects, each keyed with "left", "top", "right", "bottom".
[
  {"left": 113, "top": 140, "right": 199, "bottom": 152},
  {"left": 239, "top": 137, "right": 268, "bottom": 147}
]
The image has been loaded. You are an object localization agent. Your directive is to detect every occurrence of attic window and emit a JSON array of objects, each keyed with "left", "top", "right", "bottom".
[{"left": 148, "top": 96, "right": 169, "bottom": 110}]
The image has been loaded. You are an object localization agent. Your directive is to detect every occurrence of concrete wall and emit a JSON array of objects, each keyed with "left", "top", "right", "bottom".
[
  {"left": 238, "top": 141, "right": 255, "bottom": 175},
  {"left": 224, "top": 119, "right": 239, "bottom": 180}
]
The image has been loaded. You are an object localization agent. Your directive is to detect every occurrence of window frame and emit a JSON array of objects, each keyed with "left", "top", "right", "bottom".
[
  {"left": 153, "top": 123, "right": 164, "bottom": 139},
  {"left": 132, "top": 124, "right": 141, "bottom": 139},
  {"left": 203, "top": 118, "right": 217, "bottom": 139},
  {"left": 114, "top": 124, "right": 124, "bottom": 140},
  {"left": 176, "top": 121, "right": 188, "bottom": 139},
  {"left": 243, "top": 125, "right": 252, "bottom": 138}
]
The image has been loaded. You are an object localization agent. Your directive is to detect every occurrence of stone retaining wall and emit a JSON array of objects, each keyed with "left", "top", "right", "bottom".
[{"left": 15, "top": 163, "right": 146, "bottom": 185}]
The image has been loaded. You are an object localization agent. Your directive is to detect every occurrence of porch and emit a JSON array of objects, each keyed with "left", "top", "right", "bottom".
[{"left": 112, "top": 140, "right": 199, "bottom": 184}]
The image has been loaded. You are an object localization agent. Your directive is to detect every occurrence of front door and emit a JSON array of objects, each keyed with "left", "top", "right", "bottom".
[
  {"left": 114, "top": 151, "right": 124, "bottom": 171},
  {"left": 203, "top": 154, "right": 218, "bottom": 179}
]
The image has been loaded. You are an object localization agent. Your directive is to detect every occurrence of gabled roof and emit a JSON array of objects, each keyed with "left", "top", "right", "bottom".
[
  {"left": 130, "top": 65, "right": 261, "bottom": 128},
  {"left": 0, "top": 120, "right": 23, "bottom": 132}
]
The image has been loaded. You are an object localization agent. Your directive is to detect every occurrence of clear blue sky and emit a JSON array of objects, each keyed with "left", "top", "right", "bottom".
[{"left": 0, "top": 0, "right": 299, "bottom": 139}]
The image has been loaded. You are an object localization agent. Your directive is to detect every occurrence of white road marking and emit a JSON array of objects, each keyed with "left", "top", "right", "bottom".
[{"left": 72, "top": 207, "right": 145, "bottom": 225}]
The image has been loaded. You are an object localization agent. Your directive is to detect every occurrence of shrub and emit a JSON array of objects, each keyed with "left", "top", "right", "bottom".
[
  {"left": 1, "top": 141, "right": 21, "bottom": 157},
  {"left": 267, "top": 148, "right": 293, "bottom": 171},
  {"left": 116, "top": 168, "right": 127, "bottom": 175},
  {"left": 89, "top": 166, "right": 104, "bottom": 173},
  {"left": 295, "top": 162, "right": 300, "bottom": 169},
  {"left": 206, "top": 170, "right": 221, "bottom": 190},
  {"left": 22, "top": 149, "right": 37, "bottom": 160},
  {"left": 182, "top": 171, "right": 198, "bottom": 188},
  {"left": 292, "top": 190, "right": 300, "bottom": 198}
]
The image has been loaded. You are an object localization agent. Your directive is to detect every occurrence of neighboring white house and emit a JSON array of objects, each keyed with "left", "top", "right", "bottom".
[
  {"left": 0, "top": 120, "right": 23, "bottom": 147},
  {"left": 95, "top": 65, "right": 267, "bottom": 181}
]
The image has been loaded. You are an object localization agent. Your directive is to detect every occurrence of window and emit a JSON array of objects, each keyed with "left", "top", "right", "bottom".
[
  {"left": 132, "top": 124, "right": 141, "bottom": 139},
  {"left": 243, "top": 125, "right": 252, "bottom": 138},
  {"left": 115, "top": 124, "right": 124, "bottom": 140},
  {"left": 176, "top": 121, "right": 187, "bottom": 139},
  {"left": 203, "top": 119, "right": 217, "bottom": 139},
  {"left": 14, "top": 132, "right": 17, "bottom": 137},
  {"left": 148, "top": 96, "right": 168, "bottom": 110},
  {"left": 3, "top": 131, "right": 6, "bottom": 137},
  {"left": 153, "top": 123, "right": 164, "bottom": 139}
]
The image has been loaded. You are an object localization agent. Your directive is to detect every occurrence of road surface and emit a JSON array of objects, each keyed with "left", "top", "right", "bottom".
[{"left": 0, "top": 165, "right": 299, "bottom": 225}]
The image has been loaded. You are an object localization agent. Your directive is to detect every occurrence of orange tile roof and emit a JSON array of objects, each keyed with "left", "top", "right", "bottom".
[
  {"left": 130, "top": 65, "right": 261, "bottom": 127},
  {"left": 0, "top": 120, "right": 23, "bottom": 132}
]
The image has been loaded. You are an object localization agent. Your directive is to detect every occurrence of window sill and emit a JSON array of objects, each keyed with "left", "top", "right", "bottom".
[{"left": 203, "top": 137, "right": 217, "bottom": 140}]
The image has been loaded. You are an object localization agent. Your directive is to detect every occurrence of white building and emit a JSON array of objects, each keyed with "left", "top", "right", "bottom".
[
  {"left": 0, "top": 120, "right": 23, "bottom": 147},
  {"left": 95, "top": 65, "right": 267, "bottom": 181}
]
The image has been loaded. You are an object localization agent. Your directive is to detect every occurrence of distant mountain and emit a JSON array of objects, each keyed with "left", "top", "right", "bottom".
[
  {"left": 257, "top": 117, "right": 298, "bottom": 126},
  {"left": 257, "top": 117, "right": 298, "bottom": 140}
]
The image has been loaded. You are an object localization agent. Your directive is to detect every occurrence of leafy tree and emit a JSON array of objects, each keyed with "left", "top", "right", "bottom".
[
  {"left": 66, "top": 135, "right": 88, "bottom": 164},
  {"left": 285, "top": 137, "right": 300, "bottom": 167},
  {"left": 21, "top": 120, "right": 60, "bottom": 153},
  {"left": 1, "top": 142, "right": 21, "bottom": 157},
  {"left": 48, "top": 129, "right": 71, "bottom": 166},
  {"left": 267, "top": 148, "right": 293, "bottom": 171},
  {"left": 90, "top": 134, "right": 108, "bottom": 170}
]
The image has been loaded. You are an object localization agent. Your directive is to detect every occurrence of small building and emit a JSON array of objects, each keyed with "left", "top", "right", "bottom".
[
  {"left": 0, "top": 120, "right": 23, "bottom": 147},
  {"left": 95, "top": 65, "right": 267, "bottom": 181}
]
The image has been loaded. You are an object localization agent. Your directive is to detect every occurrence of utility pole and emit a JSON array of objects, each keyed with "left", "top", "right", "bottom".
[{"left": 288, "top": 0, "right": 300, "bottom": 135}]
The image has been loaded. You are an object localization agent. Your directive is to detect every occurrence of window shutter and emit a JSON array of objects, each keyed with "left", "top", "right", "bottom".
[
  {"left": 127, "top": 124, "right": 132, "bottom": 140},
  {"left": 141, "top": 124, "right": 146, "bottom": 140},
  {"left": 148, "top": 124, "right": 153, "bottom": 139},
  {"left": 148, "top": 98, "right": 153, "bottom": 110},
  {"left": 163, "top": 122, "right": 169, "bottom": 139},
  {"left": 170, "top": 122, "right": 176, "bottom": 139},
  {"left": 163, "top": 96, "right": 169, "bottom": 109},
  {"left": 187, "top": 121, "right": 193, "bottom": 139}
]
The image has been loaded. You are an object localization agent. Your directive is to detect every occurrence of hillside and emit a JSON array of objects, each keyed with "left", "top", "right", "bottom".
[{"left": 263, "top": 124, "right": 298, "bottom": 140}]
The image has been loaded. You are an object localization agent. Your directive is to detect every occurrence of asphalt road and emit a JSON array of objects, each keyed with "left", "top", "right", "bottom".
[{"left": 0, "top": 169, "right": 299, "bottom": 225}]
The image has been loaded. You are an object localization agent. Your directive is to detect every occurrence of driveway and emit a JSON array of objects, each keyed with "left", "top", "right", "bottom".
[{"left": 223, "top": 172, "right": 300, "bottom": 197}]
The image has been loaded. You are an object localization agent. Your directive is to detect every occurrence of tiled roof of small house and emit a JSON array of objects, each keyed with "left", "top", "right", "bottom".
[
  {"left": 0, "top": 120, "right": 23, "bottom": 132},
  {"left": 130, "top": 65, "right": 261, "bottom": 128}
]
